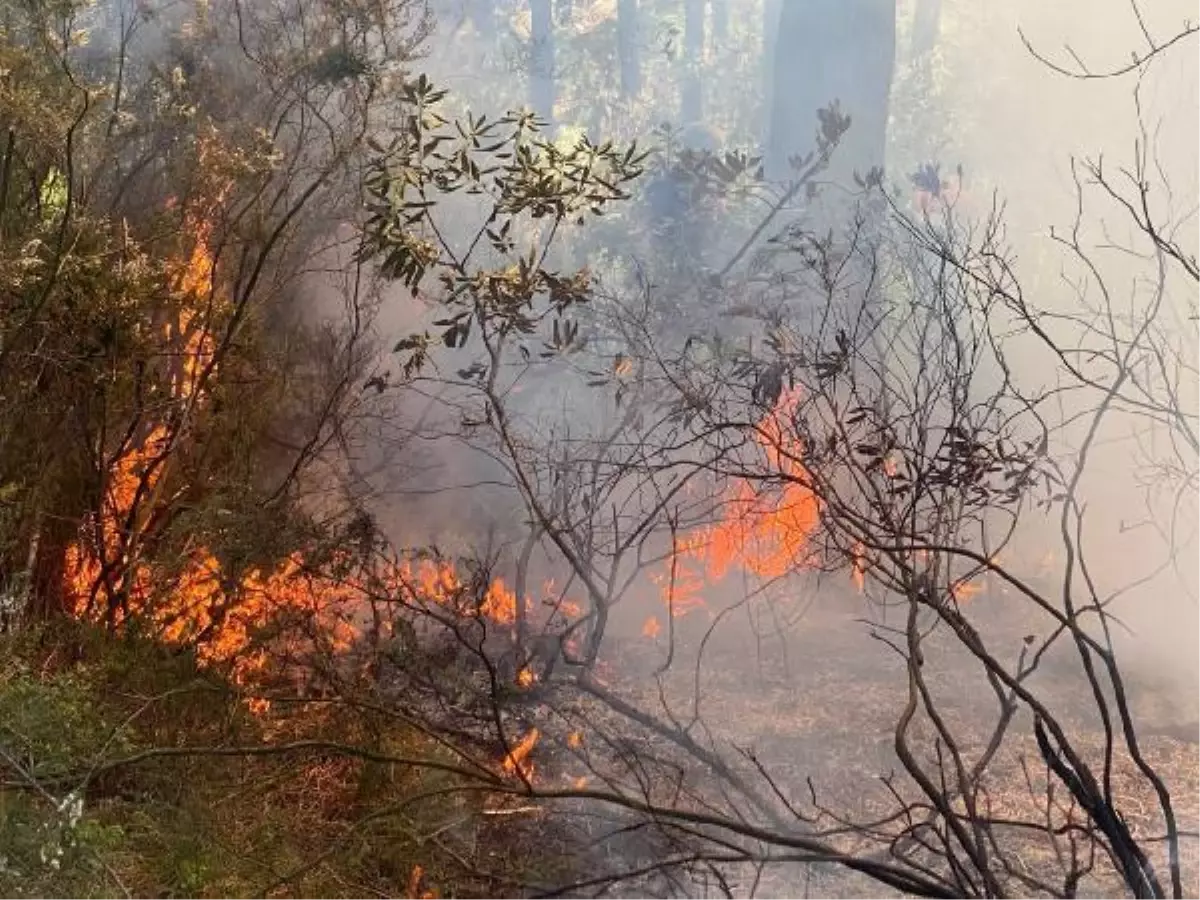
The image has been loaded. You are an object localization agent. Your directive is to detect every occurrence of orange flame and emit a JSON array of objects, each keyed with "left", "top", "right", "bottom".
[
  {"left": 502, "top": 729, "right": 540, "bottom": 780},
  {"left": 480, "top": 577, "right": 518, "bottom": 624},
  {"left": 406, "top": 864, "right": 438, "bottom": 900},
  {"left": 641, "top": 616, "right": 661, "bottom": 639},
  {"left": 398, "top": 560, "right": 543, "bottom": 626},
  {"left": 659, "top": 388, "right": 820, "bottom": 616},
  {"left": 63, "top": 194, "right": 580, "bottom": 710},
  {"left": 64, "top": 196, "right": 362, "bottom": 703}
]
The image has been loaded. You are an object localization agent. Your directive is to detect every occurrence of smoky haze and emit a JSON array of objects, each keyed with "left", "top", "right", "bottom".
[
  {"left": 331, "top": 2, "right": 1198, "bottom": 894},
  {"left": 366, "top": 0, "right": 1198, "bottom": 678},
  {"left": 14, "top": 0, "right": 1198, "bottom": 892}
]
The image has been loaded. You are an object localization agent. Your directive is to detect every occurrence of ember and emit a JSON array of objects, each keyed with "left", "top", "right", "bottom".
[{"left": 642, "top": 615, "right": 661, "bottom": 639}]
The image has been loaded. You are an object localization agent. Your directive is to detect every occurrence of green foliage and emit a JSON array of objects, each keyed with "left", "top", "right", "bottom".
[
  {"left": 0, "top": 666, "right": 129, "bottom": 780},
  {"left": 0, "top": 625, "right": 553, "bottom": 897},
  {"left": 37, "top": 167, "right": 67, "bottom": 224},
  {"left": 0, "top": 790, "right": 128, "bottom": 899},
  {"left": 361, "top": 74, "right": 648, "bottom": 377},
  {"left": 0, "top": 630, "right": 131, "bottom": 897}
]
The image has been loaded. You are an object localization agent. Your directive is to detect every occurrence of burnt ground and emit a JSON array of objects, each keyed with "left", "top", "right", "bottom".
[{"left": 512, "top": 594, "right": 1200, "bottom": 898}]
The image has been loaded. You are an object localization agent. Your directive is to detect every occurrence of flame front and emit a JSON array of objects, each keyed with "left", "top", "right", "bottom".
[
  {"left": 62, "top": 194, "right": 572, "bottom": 708},
  {"left": 656, "top": 388, "right": 820, "bottom": 622}
]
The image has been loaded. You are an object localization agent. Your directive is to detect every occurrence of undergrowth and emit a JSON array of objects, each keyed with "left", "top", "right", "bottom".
[{"left": 0, "top": 623, "right": 563, "bottom": 898}]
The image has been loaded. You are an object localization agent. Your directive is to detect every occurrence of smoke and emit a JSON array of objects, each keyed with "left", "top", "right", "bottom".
[
  {"left": 947, "top": 1, "right": 1199, "bottom": 694},
  {"left": 351, "top": 0, "right": 1197, "bottom": 687},
  {"left": 22, "top": 0, "right": 1194, "bottom": 891},
  {"left": 291, "top": 2, "right": 1196, "bottom": 893}
]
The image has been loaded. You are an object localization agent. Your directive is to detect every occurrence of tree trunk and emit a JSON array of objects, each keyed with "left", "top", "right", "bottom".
[
  {"left": 765, "top": 0, "right": 896, "bottom": 186},
  {"left": 617, "top": 0, "right": 641, "bottom": 98},
  {"left": 910, "top": 0, "right": 941, "bottom": 59},
  {"left": 760, "top": 0, "right": 781, "bottom": 149},
  {"left": 681, "top": 0, "right": 705, "bottom": 124},
  {"left": 0, "top": 128, "right": 15, "bottom": 240},
  {"left": 530, "top": 0, "right": 556, "bottom": 131},
  {"left": 26, "top": 514, "right": 78, "bottom": 620},
  {"left": 712, "top": 0, "right": 728, "bottom": 46}
]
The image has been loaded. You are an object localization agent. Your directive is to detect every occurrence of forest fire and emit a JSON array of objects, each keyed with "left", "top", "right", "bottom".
[
  {"left": 171, "top": 215, "right": 221, "bottom": 394},
  {"left": 398, "top": 558, "right": 532, "bottom": 627},
  {"left": 654, "top": 388, "right": 821, "bottom": 623},
  {"left": 60, "top": 201, "right": 548, "bottom": 704},
  {"left": 61, "top": 198, "right": 365, "bottom": 696},
  {"left": 69, "top": 519, "right": 553, "bottom": 702},
  {"left": 11, "top": 0, "right": 1194, "bottom": 894}
]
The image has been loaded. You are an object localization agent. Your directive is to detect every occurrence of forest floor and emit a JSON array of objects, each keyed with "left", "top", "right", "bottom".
[
  {"left": 534, "top": 595, "right": 1200, "bottom": 898},
  {"left": 2, "top": 606, "right": 1193, "bottom": 898}
]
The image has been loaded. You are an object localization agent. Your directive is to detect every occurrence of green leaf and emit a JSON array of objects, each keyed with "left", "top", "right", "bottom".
[{"left": 39, "top": 167, "right": 68, "bottom": 224}]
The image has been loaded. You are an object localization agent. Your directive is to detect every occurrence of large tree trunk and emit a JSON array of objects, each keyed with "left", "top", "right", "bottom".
[
  {"left": 617, "top": 0, "right": 641, "bottom": 98},
  {"left": 765, "top": 0, "right": 896, "bottom": 187},
  {"left": 712, "top": 0, "right": 728, "bottom": 47},
  {"left": 530, "top": 0, "right": 556, "bottom": 130},
  {"left": 681, "top": 0, "right": 705, "bottom": 123},
  {"left": 910, "top": 0, "right": 941, "bottom": 59}
]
